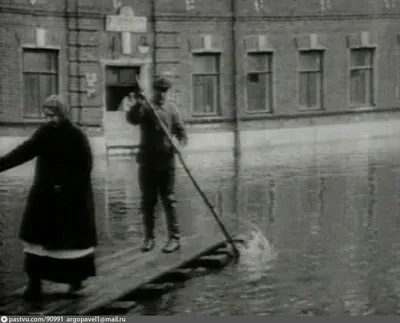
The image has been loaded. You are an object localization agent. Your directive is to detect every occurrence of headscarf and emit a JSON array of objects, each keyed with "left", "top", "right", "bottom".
[{"left": 42, "top": 94, "right": 70, "bottom": 121}]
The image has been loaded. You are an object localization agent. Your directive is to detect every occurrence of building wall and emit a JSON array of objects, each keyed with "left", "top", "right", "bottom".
[
  {"left": 0, "top": 13, "right": 68, "bottom": 123},
  {"left": 236, "top": 18, "right": 399, "bottom": 116},
  {"left": 0, "top": 0, "right": 399, "bottom": 129}
]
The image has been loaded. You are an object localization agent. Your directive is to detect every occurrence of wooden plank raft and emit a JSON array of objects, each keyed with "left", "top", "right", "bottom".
[{"left": 0, "top": 223, "right": 242, "bottom": 315}]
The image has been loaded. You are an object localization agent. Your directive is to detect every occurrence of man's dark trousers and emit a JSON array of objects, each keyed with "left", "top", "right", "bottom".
[{"left": 138, "top": 163, "right": 180, "bottom": 241}]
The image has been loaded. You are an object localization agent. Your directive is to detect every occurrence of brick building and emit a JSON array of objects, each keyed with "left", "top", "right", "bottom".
[{"left": 0, "top": 0, "right": 399, "bottom": 145}]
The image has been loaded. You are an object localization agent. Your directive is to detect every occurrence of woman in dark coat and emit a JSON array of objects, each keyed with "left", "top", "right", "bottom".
[{"left": 0, "top": 95, "right": 97, "bottom": 301}]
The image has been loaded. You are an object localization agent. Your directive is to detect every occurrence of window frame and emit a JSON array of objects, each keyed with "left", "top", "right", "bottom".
[
  {"left": 397, "top": 35, "right": 400, "bottom": 102},
  {"left": 21, "top": 46, "right": 60, "bottom": 119},
  {"left": 397, "top": 54, "right": 400, "bottom": 102},
  {"left": 105, "top": 66, "right": 140, "bottom": 86},
  {"left": 245, "top": 51, "right": 274, "bottom": 114},
  {"left": 297, "top": 49, "right": 325, "bottom": 111},
  {"left": 348, "top": 47, "right": 376, "bottom": 108},
  {"left": 191, "top": 52, "right": 222, "bottom": 117}
]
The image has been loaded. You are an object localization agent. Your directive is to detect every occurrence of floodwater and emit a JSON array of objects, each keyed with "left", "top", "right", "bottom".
[{"left": 1, "top": 135, "right": 400, "bottom": 315}]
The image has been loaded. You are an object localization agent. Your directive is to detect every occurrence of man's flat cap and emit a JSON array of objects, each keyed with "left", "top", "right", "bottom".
[{"left": 152, "top": 76, "right": 172, "bottom": 90}]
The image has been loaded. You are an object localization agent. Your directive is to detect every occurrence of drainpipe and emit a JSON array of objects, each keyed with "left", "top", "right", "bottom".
[
  {"left": 65, "top": 0, "right": 70, "bottom": 109},
  {"left": 75, "top": 0, "right": 82, "bottom": 125},
  {"left": 231, "top": 0, "right": 242, "bottom": 220},
  {"left": 231, "top": 0, "right": 240, "bottom": 159},
  {"left": 151, "top": 0, "right": 156, "bottom": 82}
]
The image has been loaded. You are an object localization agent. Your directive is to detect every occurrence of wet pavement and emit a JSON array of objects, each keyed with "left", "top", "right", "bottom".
[{"left": 1, "top": 135, "right": 400, "bottom": 315}]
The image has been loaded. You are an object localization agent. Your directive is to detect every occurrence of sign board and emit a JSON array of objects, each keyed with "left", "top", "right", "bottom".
[
  {"left": 106, "top": 6, "right": 147, "bottom": 33},
  {"left": 106, "top": 16, "right": 147, "bottom": 32}
]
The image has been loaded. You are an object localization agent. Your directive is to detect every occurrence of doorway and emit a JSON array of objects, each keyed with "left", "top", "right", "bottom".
[
  {"left": 105, "top": 66, "right": 140, "bottom": 111},
  {"left": 104, "top": 65, "right": 141, "bottom": 151}
]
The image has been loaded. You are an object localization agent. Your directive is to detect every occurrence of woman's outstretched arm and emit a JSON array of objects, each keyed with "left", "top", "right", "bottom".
[{"left": 0, "top": 126, "right": 46, "bottom": 173}]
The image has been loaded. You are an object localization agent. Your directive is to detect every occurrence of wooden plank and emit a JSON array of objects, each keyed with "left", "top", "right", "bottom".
[
  {"left": 1, "top": 219, "right": 241, "bottom": 315},
  {"left": 5, "top": 247, "right": 184, "bottom": 314},
  {"left": 98, "top": 247, "right": 141, "bottom": 268},
  {"left": 0, "top": 244, "right": 144, "bottom": 310},
  {"left": 187, "top": 254, "right": 231, "bottom": 268},
  {"left": 6, "top": 245, "right": 141, "bottom": 294},
  {"left": 127, "top": 282, "right": 178, "bottom": 301},
  {"left": 0, "top": 247, "right": 145, "bottom": 314},
  {"left": 192, "top": 267, "right": 209, "bottom": 276},
  {"left": 0, "top": 245, "right": 157, "bottom": 314},
  {"left": 50, "top": 226, "right": 239, "bottom": 314},
  {"left": 154, "top": 268, "right": 194, "bottom": 282},
  {"left": 211, "top": 246, "right": 235, "bottom": 256}
]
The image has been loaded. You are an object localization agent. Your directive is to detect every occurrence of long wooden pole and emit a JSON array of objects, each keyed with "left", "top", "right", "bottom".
[{"left": 135, "top": 76, "right": 240, "bottom": 258}]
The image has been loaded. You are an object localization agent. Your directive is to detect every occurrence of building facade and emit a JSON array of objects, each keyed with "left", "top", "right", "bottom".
[{"left": 0, "top": 0, "right": 399, "bottom": 137}]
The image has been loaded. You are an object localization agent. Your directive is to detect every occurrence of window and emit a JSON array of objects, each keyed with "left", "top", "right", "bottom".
[
  {"left": 349, "top": 48, "right": 374, "bottom": 106},
  {"left": 105, "top": 66, "right": 141, "bottom": 112},
  {"left": 397, "top": 55, "right": 400, "bottom": 101},
  {"left": 298, "top": 51, "right": 324, "bottom": 109},
  {"left": 192, "top": 54, "right": 220, "bottom": 116},
  {"left": 246, "top": 53, "right": 273, "bottom": 113},
  {"left": 106, "top": 66, "right": 140, "bottom": 86},
  {"left": 398, "top": 35, "right": 400, "bottom": 101},
  {"left": 23, "top": 49, "right": 59, "bottom": 118}
]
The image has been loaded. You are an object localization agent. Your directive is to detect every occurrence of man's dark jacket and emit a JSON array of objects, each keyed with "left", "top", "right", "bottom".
[{"left": 126, "top": 100, "right": 188, "bottom": 169}]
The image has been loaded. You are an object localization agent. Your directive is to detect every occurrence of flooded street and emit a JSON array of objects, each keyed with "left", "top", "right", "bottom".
[{"left": 1, "top": 135, "right": 400, "bottom": 315}]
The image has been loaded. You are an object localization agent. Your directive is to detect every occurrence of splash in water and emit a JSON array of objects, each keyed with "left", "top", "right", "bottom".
[{"left": 236, "top": 223, "right": 277, "bottom": 282}]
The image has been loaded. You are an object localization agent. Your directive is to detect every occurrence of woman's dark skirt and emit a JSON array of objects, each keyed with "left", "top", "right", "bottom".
[{"left": 22, "top": 241, "right": 96, "bottom": 283}]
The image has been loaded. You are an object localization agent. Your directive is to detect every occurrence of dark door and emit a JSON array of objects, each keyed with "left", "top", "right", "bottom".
[
  {"left": 104, "top": 65, "right": 142, "bottom": 149},
  {"left": 105, "top": 66, "right": 140, "bottom": 112}
]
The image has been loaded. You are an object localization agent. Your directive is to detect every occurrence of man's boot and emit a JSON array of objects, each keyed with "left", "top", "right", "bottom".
[
  {"left": 141, "top": 210, "right": 156, "bottom": 252},
  {"left": 162, "top": 239, "right": 181, "bottom": 253},
  {"left": 141, "top": 238, "right": 155, "bottom": 252},
  {"left": 161, "top": 195, "right": 180, "bottom": 254}
]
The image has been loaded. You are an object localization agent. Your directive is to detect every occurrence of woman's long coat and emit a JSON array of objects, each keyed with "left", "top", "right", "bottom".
[{"left": 0, "top": 121, "right": 97, "bottom": 250}]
